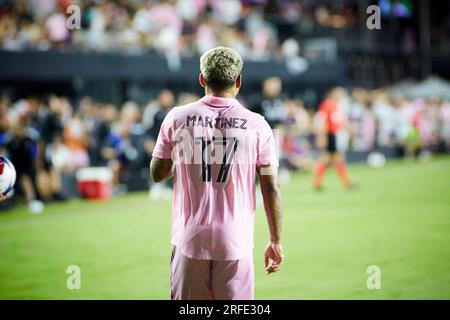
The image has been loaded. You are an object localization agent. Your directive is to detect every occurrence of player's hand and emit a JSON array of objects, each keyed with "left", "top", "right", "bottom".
[
  {"left": 0, "top": 194, "right": 7, "bottom": 202},
  {"left": 264, "top": 241, "right": 284, "bottom": 275}
]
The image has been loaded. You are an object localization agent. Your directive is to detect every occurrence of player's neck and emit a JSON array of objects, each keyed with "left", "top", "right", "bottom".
[{"left": 205, "top": 88, "right": 237, "bottom": 99}]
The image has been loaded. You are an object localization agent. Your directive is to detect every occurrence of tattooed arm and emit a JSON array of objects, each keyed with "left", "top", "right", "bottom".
[{"left": 257, "top": 165, "right": 284, "bottom": 275}]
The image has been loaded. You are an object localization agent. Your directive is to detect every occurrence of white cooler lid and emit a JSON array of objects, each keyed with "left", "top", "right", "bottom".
[{"left": 76, "top": 167, "right": 113, "bottom": 182}]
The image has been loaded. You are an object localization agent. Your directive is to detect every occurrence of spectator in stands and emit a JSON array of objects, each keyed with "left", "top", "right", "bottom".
[
  {"left": 280, "top": 99, "right": 314, "bottom": 172},
  {"left": 349, "top": 88, "right": 376, "bottom": 152},
  {"left": 148, "top": 91, "right": 174, "bottom": 140},
  {"left": 45, "top": 6, "right": 70, "bottom": 48},
  {"left": 372, "top": 90, "right": 399, "bottom": 148},
  {"left": 418, "top": 99, "right": 441, "bottom": 153},
  {"left": 40, "top": 95, "right": 64, "bottom": 146},
  {"left": 250, "top": 76, "right": 286, "bottom": 128},
  {"left": 97, "top": 104, "right": 120, "bottom": 183},
  {"left": 87, "top": 101, "right": 112, "bottom": 166},
  {"left": 105, "top": 101, "right": 144, "bottom": 194},
  {"left": 0, "top": 96, "right": 11, "bottom": 146},
  {"left": 36, "top": 95, "right": 65, "bottom": 201},
  {"left": 144, "top": 90, "right": 174, "bottom": 200},
  {"left": 439, "top": 99, "right": 450, "bottom": 151},
  {"left": 394, "top": 96, "right": 417, "bottom": 156},
  {"left": 48, "top": 135, "right": 72, "bottom": 173},
  {"left": 64, "top": 110, "right": 90, "bottom": 169},
  {"left": 143, "top": 90, "right": 175, "bottom": 156},
  {"left": 4, "top": 123, "right": 44, "bottom": 213}
]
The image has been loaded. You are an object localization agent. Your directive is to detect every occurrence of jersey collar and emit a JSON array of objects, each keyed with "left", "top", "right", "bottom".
[{"left": 200, "top": 95, "right": 240, "bottom": 108}]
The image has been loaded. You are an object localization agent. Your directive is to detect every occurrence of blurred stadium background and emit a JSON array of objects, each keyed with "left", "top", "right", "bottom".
[{"left": 0, "top": 0, "right": 450, "bottom": 299}]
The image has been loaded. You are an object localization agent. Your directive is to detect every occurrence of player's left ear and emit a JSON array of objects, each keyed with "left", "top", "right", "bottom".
[
  {"left": 235, "top": 74, "right": 242, "bottom": 89},
  {"left": 199, "top": 74, "right": 206, "bottom": 88}
]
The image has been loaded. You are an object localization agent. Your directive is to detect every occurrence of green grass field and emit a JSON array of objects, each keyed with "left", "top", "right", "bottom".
[{"left": 1, "top": 157, "right": 450, "bottom": 299}]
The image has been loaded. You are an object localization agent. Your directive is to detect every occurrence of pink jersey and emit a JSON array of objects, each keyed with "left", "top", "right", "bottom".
[{"left": 152, "top": 95, "right": 278, "bottom": 260}]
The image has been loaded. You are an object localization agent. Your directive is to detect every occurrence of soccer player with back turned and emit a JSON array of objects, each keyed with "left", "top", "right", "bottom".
[{"left": 150, "top": 46, "right": 284, "bottom": 300}]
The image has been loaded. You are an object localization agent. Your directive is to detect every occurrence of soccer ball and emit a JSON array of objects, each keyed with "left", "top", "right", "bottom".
[
  {"left": 367, "top": 152, "right": 386, "bottom": 168},
  {"left": 0, "top": 156, "right": 17, "bottom": 197}
]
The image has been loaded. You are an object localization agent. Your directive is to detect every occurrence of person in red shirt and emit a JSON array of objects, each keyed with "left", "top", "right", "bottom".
[{"left": 314, "top": 87, "right": 352, "bottom": 190}]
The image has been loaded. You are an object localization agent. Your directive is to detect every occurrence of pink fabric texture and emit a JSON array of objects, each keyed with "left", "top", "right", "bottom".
[{"left": 170, "top": 246, "right": 254, "bottom": 300}]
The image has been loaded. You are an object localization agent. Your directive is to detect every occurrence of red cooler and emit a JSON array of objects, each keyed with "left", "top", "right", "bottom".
[{"left": 76, "top": 167, "right": 113, "bottom": 200}]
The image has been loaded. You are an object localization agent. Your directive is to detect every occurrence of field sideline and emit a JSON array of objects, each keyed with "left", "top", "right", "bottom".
[{"left": 0, "top": 157, "right": 450, "bottom": 299}]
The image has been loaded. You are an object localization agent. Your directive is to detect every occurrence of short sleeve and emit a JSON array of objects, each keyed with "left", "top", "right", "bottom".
[
  {"left": 152, "top": 110, "right": 174, "bottom": 159},
  {"left": 256, "top": 117, "right": 279, "bottom": 167}
]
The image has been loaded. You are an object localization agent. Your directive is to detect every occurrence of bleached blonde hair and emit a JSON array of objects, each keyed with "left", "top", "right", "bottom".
[{"left": 200, "top": 46, "right": 243, "bottom": 90}]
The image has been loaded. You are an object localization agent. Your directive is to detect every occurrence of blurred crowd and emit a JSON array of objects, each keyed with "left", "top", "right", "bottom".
[
  {"left": 0, "top": 0, "right": 365, "bottom": 60},
  {"left": 1, "top": 77, "right": 450, "bottom": 211},
  {"left": 250, "top": 78, "right": 450, "bottom": 173},
  {"left": 0, "top": 89, "right": 183, "bottom": 211}
]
